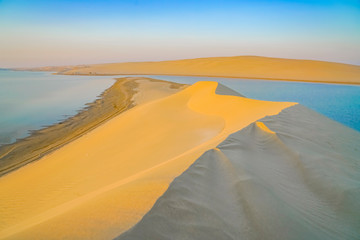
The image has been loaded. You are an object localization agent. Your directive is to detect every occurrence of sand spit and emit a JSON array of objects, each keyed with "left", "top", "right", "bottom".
[
  {"left": 0, "top": 81, "right": 294, "bottom": 239},
  {"left": 118, "top": 105, "right": 360, "bottom": 240},
  {"left": 30, "top": 56, "right": 360, "bottom": 84},
  {"left": 0, "top": 77, "right": 186, "bottom": 177}
]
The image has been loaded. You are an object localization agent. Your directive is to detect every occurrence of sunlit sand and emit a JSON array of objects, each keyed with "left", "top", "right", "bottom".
[
  {"left": 119, "top": 106, "right": 360, "bottom": 240},
  {"left": 2, "top": 0, "right": 359, "bottom": 239},
  {"left": 0, "top": 79, "right": 294, "bottom": 239},
  {"left": 0, "top": 77, "right": 186, "bottom": 177}
]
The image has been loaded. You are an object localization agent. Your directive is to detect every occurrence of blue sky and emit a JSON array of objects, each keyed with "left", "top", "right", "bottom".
[{"left": 0, "top": 0, "right": 359, "bottom": 67}]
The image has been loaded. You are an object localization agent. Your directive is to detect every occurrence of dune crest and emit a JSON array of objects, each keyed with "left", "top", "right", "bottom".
[
  {"left": 0, "top": 77, "right": 186, "bottom": 177},
  {"left": 118, "top": 105, "right": 360, "bottom": 240},
  {"left": 0, "top": 80, "right": 294, "bottom": 239},
  {"left": 255, "top": 121, "right": 275, "bottom": 134}
]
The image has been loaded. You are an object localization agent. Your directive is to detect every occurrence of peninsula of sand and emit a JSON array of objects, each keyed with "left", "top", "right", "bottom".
[
  {"left": 0, "top": 77, "right": 359, "bottom": 238},
  {"left": 25, "top": 56, "right": 360, "bottom": 84}
]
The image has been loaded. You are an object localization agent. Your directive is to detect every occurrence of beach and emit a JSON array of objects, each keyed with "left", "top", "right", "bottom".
[
  {"left": 0, "top": 76, "right": 359, "bottom": 239},
  {"left": 3, "top": 0, "right": 360, "bottom": 238},
  {"left": 0, "top": 77, "right": 186, "bottom": 177},
  {"left": 0, "top": 77, "right": 295, "bottom": 238}
]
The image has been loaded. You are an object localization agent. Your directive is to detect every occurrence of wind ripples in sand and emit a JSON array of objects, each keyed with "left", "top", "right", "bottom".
[{"left": 118, "top": 105, "right": 360, "bottom": 240}]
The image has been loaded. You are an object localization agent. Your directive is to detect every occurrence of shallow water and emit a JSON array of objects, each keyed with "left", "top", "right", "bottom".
[
  {"left": 1, "top": 71, "right": 359, "bottom": 146},
  {"left": 142, "top": 75, "right": 360, "bottom": 132},
  {"left": 0, "top": 70, "right": 114, "bottom": 145}
]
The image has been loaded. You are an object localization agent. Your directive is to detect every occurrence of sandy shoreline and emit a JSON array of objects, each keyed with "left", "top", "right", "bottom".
[
  {"left": 0, "top": 79, "right": 294, "bottom": 239},
  {"left": 57, "top": 72, "right": 360, "bottom": 86},
  {"left": 0, "top": 77, "right": 186, "bottom": 177},
  {"left": 0, "top": 76, "right": 359, "bottom": 239}
]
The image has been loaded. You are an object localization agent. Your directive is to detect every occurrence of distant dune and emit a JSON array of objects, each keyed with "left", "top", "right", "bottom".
[{"left": 26, "top": 56, "right": 360, "bottom": 84}]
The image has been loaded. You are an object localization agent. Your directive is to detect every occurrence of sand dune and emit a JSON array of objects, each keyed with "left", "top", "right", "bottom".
[
  {"left": 0, "top": 77, "right": 185, "bottom": 177},
  {"left": 118, "top": 105, "right": 360, "bottom": 240},
  {"left": 44, "top": 56, "right": 360, "bottom": 84},
  {"left": 0, "top": 80, "right": 294, "bottom": 239}
]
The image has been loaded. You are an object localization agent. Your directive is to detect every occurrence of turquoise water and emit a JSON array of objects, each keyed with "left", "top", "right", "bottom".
[
  {"left": 142, "top": 75, "right": 360, "bottom": 132},
  {"left": 0, "top": 70, "right": 114, "bottom": 145}
]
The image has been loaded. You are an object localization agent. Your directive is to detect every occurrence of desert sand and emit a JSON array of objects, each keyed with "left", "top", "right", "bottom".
[
  {"left": 1, "top": 76, "right": 359, "bottom": 240},
  {"left": 0, "top": 77, "right": 186, "bottom": 177},
  {"left": 0, "top": 78, "right": 295, "bottom": 239},
  {"left": 27, "top": 56, "right": 360, "bottom": 84},
  {"left": 118, "top": 105, "right": 360, "bottom": 240}
]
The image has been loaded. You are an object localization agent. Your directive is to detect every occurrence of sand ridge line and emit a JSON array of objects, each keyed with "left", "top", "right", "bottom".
[
  {"left": 0, "top": 81, "right": 296, "bottom": 239},
  {"left": 0, "top": 77, "right": 186, "bottom": 177},
  {"left": 0, "top": 140, "right": 219, "bottom": 239},
  {"left": 117, "top": 107, "right": 360, "bottom": 240}
]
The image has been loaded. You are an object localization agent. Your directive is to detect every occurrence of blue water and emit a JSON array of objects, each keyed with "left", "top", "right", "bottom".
[
  {"left": 0, "top": 70, "right": 115, "bottom": 145},
  {"left": 1, "top": 71, "right": 359, "bottom": 146},
  {"left": 141, "top": 75, "right": 360, "bottom": 132}
]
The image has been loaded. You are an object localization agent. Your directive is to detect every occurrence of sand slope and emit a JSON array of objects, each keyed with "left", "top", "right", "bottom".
[
  {"left": 118, "top": 105, "right": 360, "bottom": 240},
  {"left": 0, "top": 77, "right": 185, "bottom": 177},
  {"left": 0, "top": 81, "right": 294, "bottom": 239},
  {"left": 54, "top": 56, "right": 360, "bottom": 84}
]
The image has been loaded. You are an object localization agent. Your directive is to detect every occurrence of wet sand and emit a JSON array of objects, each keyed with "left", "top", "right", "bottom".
[
  {"left": 0, "top": 77, "right": 186, "bottom": 177},
  {"left": 0, "top": 79, "right": 294, "bottom": 239},
  {"left": 1, "top": 76, "right": 359, "bottom": 240}
]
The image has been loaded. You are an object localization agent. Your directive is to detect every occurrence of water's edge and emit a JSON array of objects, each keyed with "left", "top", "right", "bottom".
[{"left": 0, "top": 78, "right": 137, "bottom": 176}]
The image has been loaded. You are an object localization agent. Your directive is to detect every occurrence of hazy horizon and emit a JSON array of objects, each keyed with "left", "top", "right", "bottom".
[
  {"left": 1, "top": 0, "right": 359, "bottom": 68},
  {"left": 4, "top": 55, "right": 360, "bottom": 70}
]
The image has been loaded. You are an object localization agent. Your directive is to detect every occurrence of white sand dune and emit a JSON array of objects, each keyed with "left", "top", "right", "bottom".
[
  {"left": 117, "top": 105, "right": 360, "bottom": 240},
  {"left": 0, "top": 80, "right": 294, "bottom": 239}
]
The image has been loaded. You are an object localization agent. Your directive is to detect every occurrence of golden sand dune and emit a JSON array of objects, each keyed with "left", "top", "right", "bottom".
[
  {"left": 118, "top": 105, "right": 360, "bottom": 240},
  {"left": 0, "top": 79, "right": 294, "bottom": 239},
  {"left": 0, "top": 78, "right": 185, "bottom": 177},
  {"left": 51, "top": 56, "right": 360, "bottom": 84}
]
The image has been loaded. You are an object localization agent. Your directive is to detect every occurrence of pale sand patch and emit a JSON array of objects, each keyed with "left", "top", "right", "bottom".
[
  {"left": 0, "top": 81, "right": 294, "bottom": 239},
  {"left": 131, "top": 78, "right": 187, "bottom": 105}
]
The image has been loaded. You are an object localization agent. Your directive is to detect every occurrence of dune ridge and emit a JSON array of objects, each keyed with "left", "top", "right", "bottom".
[
  {"left": 118, "top": 104, "right": 360, "bottom": 240},
  {"left": 0, "top": 80, "right": 294, "bottom": 239},
  {"left": 25, "top": 56, "right": 360, "bottom": 84},
  {"left": 0, "top": 77, "right": 186, "bottom": 177}
]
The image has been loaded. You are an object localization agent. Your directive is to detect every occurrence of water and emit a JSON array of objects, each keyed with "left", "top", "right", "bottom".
[
  {"left": 0, "top": 70, "right": 115, "bottom": 145},
  {"left": 141, "top": 75, "right": 360, "bottom": 132},
  {"left": 1, "top": 71, "right": 359, "bottom": 146}
]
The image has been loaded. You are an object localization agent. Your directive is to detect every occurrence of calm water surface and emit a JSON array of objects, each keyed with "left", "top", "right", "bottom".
[
  {"left": 0, "top": 70, "right": 114, "bottom": 145},
  {"left": 143, "top": 75, "right": 360, "bottom": 132},
  {"left": 1, "top": 71, "right": 359, "bottom": 146}
]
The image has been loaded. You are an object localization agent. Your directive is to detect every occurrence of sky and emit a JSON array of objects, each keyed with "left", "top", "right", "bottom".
[{"left": 0, "top": 0, "right": 359, "bottom": 67}]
